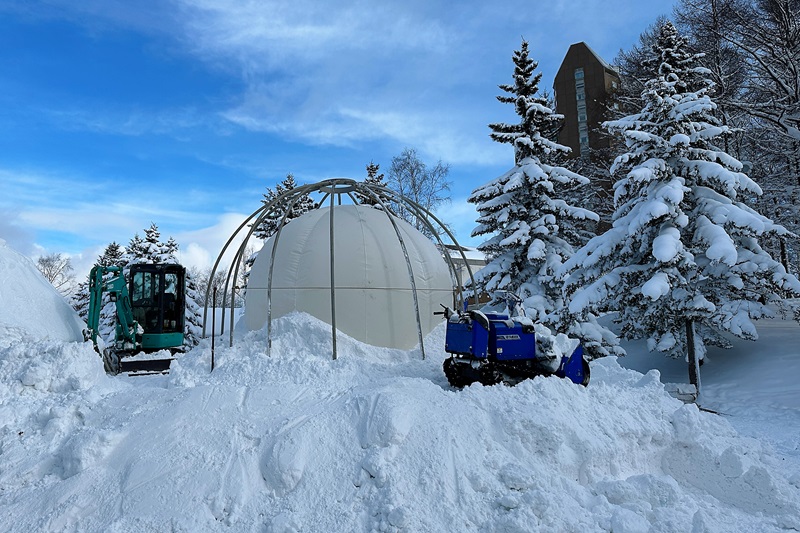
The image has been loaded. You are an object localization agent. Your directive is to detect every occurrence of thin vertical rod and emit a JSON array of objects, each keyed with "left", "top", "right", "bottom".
[
  {"left": 329, "top": 190, "right": 338, "bottom": 360},
  {"left": 211, "top": 286, "right": 216, "bottom": 372}
]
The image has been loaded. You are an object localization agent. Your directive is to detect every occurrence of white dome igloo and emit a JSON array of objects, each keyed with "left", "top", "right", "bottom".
[{"left": 243, "top": 204, "right": 453, "bottom": 349}]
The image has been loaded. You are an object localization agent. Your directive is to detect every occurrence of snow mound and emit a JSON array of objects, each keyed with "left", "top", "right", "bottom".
[
  {"left": 0, "top": 336, "right": 107, "bottom": 396},
  {"left": 1, "top": 312, "right": 798, "bottom": 532},
  {"left": 0, "top": 240, "right": 86, "bottom": 342}
]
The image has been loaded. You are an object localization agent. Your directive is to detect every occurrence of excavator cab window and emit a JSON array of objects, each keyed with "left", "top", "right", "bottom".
[
  {"left": 129, "top": 265, "right": 185, "bottom": 335},
  {"left": 162, "top": 272, "right": 182, "bottom": 333},
  {"left": 131, "top": 269, "right": 162, "bottom": 332}
]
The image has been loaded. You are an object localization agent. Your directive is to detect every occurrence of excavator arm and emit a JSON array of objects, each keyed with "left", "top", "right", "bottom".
[{"left": 85, "top": 265, "right": 141, "bottom": 372}]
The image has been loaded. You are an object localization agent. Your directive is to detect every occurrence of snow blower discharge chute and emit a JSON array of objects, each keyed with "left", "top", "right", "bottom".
[
  {"left": 440, "top": 304, "right": 589, "bottom": 388},
  {"left": 84, "top": 264, "right": 187, "bottom": 375}
]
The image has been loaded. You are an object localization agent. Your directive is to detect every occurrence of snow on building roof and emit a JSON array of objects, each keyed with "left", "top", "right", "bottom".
[{"left": 442, "top": 243, "right": 486, "bottom": 263}]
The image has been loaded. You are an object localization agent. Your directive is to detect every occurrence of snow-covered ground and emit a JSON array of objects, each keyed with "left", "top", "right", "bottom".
[
  {"left": 618, "top": 314, "right": 800, "bottom": 470},
  {"left": 2, "top": 241, "right": 800, "bottom": 532}
]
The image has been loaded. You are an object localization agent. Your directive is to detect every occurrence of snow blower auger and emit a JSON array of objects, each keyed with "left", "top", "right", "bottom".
[{"left": 440, "top": 305, "right": 589, "bottom": 388}]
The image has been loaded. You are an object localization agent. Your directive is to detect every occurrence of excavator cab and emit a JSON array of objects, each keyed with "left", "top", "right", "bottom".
[{"left": 129, "top": 264, "right": 186, "bottom": 351}]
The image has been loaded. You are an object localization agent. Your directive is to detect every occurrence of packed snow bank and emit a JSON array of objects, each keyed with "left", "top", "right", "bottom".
[
  {"left": 1, "top": 312, "right": 798, "bottom": 532},
  {"left": 618, "top": 313, "right": 800, "bottom": 468},
  {"left": 0, "top": 239, "right": 85, "bottom": 342}
]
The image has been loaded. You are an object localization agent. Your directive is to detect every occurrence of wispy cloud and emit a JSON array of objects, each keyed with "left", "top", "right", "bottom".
[
  {"left": 6, "top": 0, "right": 673, "bottom": 166},
  {"left": 0, "top": 167, "right": 229, "bottom": 254},
  {"left": 168, "top": 0, "right": 668, "bottom": 165},
  {"left": 170, "top": 0, "right": 503, "bottom": 164},
  {"left": 45, "top": 106, "right": 219, "bottom": 138}
]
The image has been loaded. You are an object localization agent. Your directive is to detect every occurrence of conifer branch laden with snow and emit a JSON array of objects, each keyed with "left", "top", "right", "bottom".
[
  {"left": 355, "top": 161, "right": 389, "bottom": 206},
  {"left": 564, "top": 22, "right": 800, "bottom": 377},
  {"left": 252, "top": 174, "right": 317, "bottom": 241},
  {"left": 469, "top": 39, "right": 616, "bottom": 356}
]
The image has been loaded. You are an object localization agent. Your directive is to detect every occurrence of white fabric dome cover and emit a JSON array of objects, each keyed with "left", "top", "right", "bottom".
[{"left": 243, "top": 205, "right": 453, "bottom": 349}]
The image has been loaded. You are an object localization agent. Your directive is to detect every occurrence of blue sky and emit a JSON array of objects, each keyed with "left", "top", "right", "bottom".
[{"left": 0, "top": 0, "right": 675, "bottom": 277}]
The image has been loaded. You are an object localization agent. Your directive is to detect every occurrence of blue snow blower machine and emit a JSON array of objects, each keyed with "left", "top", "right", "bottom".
[{"left": 440, "top": 297, "right": 589, "bottom": 388}]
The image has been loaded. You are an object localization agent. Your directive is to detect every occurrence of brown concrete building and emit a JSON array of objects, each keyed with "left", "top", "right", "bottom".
[{"left": 553, "top": 42, "right": 620, "bottom": 159}]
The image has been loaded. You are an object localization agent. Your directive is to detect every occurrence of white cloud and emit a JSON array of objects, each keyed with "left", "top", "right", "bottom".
[
  {"left": 0, "top": 211, "right": 37, "bottom": 257},
  {"left": 45, "top": 106, "right": 218, "bottom": 138},
  {"left": 0, "top": 166, "right": 251, "bottom": 275},
  {"left": 175, "top": 0, "right": 672, "bottom": 165},
  {"left": 172, "top": 212, "right": 257, "bottom": 274}
]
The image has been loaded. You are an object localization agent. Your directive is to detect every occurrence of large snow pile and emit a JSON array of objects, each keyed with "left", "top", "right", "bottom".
[
  {"left": 0, "top": 239, "right": 86, "bottom": 343},
  {"left": 1, "top": 308, "right": 799, "bottom": 532}
]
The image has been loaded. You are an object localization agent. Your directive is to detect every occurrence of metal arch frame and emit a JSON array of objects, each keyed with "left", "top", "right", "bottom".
[{"left": 201, "top": 178, "right": 478, "bottom": 363}]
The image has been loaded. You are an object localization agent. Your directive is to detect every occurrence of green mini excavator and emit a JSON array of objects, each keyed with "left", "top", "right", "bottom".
[{"left": 85, "top": 263, "right": 186, "bottom": 374}]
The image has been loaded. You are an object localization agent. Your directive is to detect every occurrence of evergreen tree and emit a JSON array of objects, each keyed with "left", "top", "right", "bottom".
[
  {"left": 71, "top": 242, "right": 128, "bottom": 324},
  {"left": 674, "top": 0, "right": 749, "bottom": 157},
  {"left": 468, "top": 39, "right": 607, "bottom": 348},
  {"left": 564, "top": 22, "right": 800, "bottom": 387},
  {"left": 97, "top": 241, "right": 125, "bottom": 268},
  {"left": 253, "top": 174, "right": 316, "bottom": 240},
  {"left": 124, "top": 233, "right": 146, "bottom": 266},
  {"left": 356, "top": 161, "right": 389, "bottom": 206}
]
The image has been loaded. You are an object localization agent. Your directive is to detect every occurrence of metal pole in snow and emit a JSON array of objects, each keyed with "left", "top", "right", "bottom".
[
  {"left": 329, "top": 190, "right": 338, "bottom": 360},
  {"left": 211, "top": 286, "right": 216, "bottom": 372}
]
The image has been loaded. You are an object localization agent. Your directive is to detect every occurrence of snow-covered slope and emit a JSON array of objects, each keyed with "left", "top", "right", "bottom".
[
  {"left": 0, "top": 239, "right": 85, "bottom": 343},
  {"left": 1, "top": 309, "right": 799, "bottom": 532}
]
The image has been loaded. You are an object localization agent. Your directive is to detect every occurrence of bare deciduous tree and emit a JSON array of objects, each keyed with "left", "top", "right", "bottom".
[
  {"left": 386, "top": 147, "right": 452, "bottom": 238},
  {"left": 36, "top": 252, "right": 75, "bottom": 295}
]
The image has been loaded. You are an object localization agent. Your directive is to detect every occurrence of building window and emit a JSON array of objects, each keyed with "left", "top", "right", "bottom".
[{"left": 574, "top": 68, "right": 584, "bottom": 79}]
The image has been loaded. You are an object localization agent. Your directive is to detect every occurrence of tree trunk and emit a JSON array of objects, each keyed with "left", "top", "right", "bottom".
[
  {"left": 686, "top": 319, "right": 701, "bottom": 397},
  {"left": 780, "top": 238, "right": 789, "bottom": 272}
]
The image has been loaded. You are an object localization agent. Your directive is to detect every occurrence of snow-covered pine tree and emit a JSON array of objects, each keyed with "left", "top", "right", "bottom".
[
  {"left": 70, "top": 279, "right": 90, "bottom": 322},
  {"left": 71, "top": 242, "right": 127, "bottom": 321},
  {"left": 563, "top": 21, "right": 800, "bottom": 387},
  {"left": 125, "top": 233, "right": 146, "bottom": 263},
  {"left": 98, "top": 241, "right": 125, "bottom": 267},
  {"left": 468, "top": 39, "right": 609, "bottom": 352},
  {"left": 355, "top": 161, "right": 388, "bottom": 206},
  {"left": 253, "top": 174, "right": 316, "bottom": 240}
]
